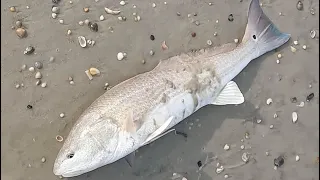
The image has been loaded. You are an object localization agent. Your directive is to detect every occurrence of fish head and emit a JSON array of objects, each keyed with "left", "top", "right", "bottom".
[{"left": 53, "top": 113, "right": 121, "bottom": 177}]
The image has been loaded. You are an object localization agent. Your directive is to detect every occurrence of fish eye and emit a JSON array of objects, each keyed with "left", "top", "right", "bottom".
[
  {"left": 67, "top": 153, "right": 74, "bottom": 159},
  {"left": 252, "top": 35, "right": 256, "bottom": 40}
]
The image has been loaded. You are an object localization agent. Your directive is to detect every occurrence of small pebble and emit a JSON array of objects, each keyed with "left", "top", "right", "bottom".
[
  {"left": 207, "top": 40, "right": 212, "bottom": 46},
  {"left": 49, "top": 56, "right": 55, "bottom": 62},
  {"left": 245, "top": 132, "right": 249, "bottom": 139},
  {"left": 34, "top": 61, "right": 43, "bottom": 69},
  {"left": 279, "top": 12, "right": 283, "bottom": 16},
  {"left": 269, "top": 124, "right": 274, "bottom": 129},
  {"left": 296, "top": 1, "right": 303, "bottom": 11},
  {"left": 67, "top": 29, "right": 72, "bottom": 35},
  {"left": 277, "top": 53, "right": 282, "bottom": 59},
  {"left": 149, "top": 50, "right": 154, "bottom": 56},
  {"left": 274, "top": 156, "right": 284, "bottom": 167},
  {"left": 265, "top": 151, "right": 270, "bottom": 156},
  {"left": 59, "top": 113, "right": 65, "bottom": 118},
  {"left": 41, "top": 157, "right": 46, "bottom": 163},
  {"left": 69, "top": 1, "right": 73, "bottom": 4},
  {"left": 302, "top": 45, "right": 307, "bottom": 50},
  {"left": 68, "top": 76, "right": 73, "bottom": 81},
  {"left": 16, "top": 28, "right": 27, "bottom": 38},
  {"left": 83, "top": 7, "right": 89, "bottom": 12},
  {"left": 152, "top": 3, "right": 156, "bottom": 8},
  {"left": 88, "top": 22, "right": 98, "bottom": 32},
  {"left": 164, "top": 2, "right": 167, "bottom": 5},
  {"left": 295, "top": 155, "right": 300, "bottom": 162},
  {"left": 59, "top": 19, "right": 64, "bottom": 24},
  {"left": 223, "top": 144, "right": 230, "bottom": 151},
  {"left": 134, "top": 15, "right": 141, "bottom": 22},
  {"left": 117, "top": 52, "right": 126, "bottom": 61},
  {"left": 41, "top": 82, "right": 47, "bottom": 88},
  {"left": 52, "top": 13, "right": 57, "bottom": 19},
  {"left": 15, "top": 21, "right": 22, "bottom": 28},
  {"left": 290, "top": 46, "right": 297, "bottom": 53},
  {"left": 228, "top": 14, "right": 234, "bottom": 21},
  {"left": 208, "top": 2, "right": 213, "bottom": 6},
  {"left": 10, "top": 6, "right": 16, "bottom": 12},
  {"left": 79, "top": 21, "right": 84, "bottom": 26},
  {"left": 15, "top": 84, "right": 20, "bottom": 89},
  {"left": 27, "top": 105, "right": 33, "bottom": 109},
  {"left": 266, "top": 98, "right": 273, "bottom": 105},
  {"left": 194, "top": 20, "right": 200, "bottom": 26},
  {"left": 234, "top": 39, "right": 239, "bottom": 43},
  {"left": 216, "top": 19, "right": 219, "bottom": 23},
  {"left": 29, "top": 67, "right": 35, "bottom": 72},
  {"left": 213, "top": 32, "right": 218, "bottom": 36},
  {"left": 24, "top": 46, "right": 35, "bottom": 55},
  {"left": 120, "top": 1, "right": 126, "bottom": 6},
  {"left": 306, "top": 93, "right": 314, "bottom": 101},
  {"left": 191, "top": 32, "right": 196, "bottom": 37},
  {"left": 224, "top": 174, "right": 229, "bottom": 179},
  {"left": 240, "top": 145, "right": 245, "bottom": 150},
  {"left": 141, "top": 59, "right": 146, "bottom": 64},
  {"left": 150, "top": 35, "right": 155, "bottom": 41},
  {"left": 256, "top": 119, "right": 262, "bottom": 124},
  {"left": 35, "top": 72, "right": 42, "bottom": 79},
  {"left": 21, "top": 64, "right": 27, "bottom": 71},
  {"left": 276, "top": 59, "right": 280, "bottom": 64},
  {"left": 69, "top": 81, "right": 74, "bottom": 85},
  {"left": 293, "top": 40, "right": 299, "bottom": 45},
  {"left": 99, "top": 15, "right": 105, "bottom": 21},
  {"left": 52, "top": 6, "right": 60, "bottom": 13}
]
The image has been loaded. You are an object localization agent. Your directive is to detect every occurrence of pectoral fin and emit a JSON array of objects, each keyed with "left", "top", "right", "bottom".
[
  {"left": 141, "top": 116, "right": 174, "bottom": 146},
  {"left": 212, "top": 81, "right": 244, "bottom": 105},
  {"left": 125, "top": 152, "right": 135, "bottom": 167}
]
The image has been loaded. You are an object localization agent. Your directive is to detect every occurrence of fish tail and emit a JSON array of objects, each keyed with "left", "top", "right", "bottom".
[{"left": 242, "top": 0, "right": 290, "bottom": 54}]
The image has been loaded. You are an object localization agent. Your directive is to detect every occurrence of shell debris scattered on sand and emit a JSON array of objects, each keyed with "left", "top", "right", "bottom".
[
  {"left": 104, "top": 7, "right": 121, "bottom": 15},
  {"left": 78, "top": 36, "right": 87, "bottom": 48}
]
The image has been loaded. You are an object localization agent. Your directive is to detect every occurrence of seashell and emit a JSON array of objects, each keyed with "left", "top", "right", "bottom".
[
  {"left": 88, "top": 22, "right": 98, "bottom": 32},
  {"left": 161, "top": 41, "right": 168, "bottom": 50},
  {"left": 35, "top": 72, "right": 42, "bottom": 80},
  {"left": 117, "top": 52, "right": 126, "bottom": 61},
  {"left": 256, "top": 119, "right": 262, "bottom": 124},
  {"left": 52, "top": 6, "right": 60, "bottom": 13},
  {"left": 223, "top": 144, "right": 230, "bottom": 150},
  {"left": 89, "top": 68, "right": 100, "bottom": 76},
  {"left": 83, "top": 7, "right": 89, "bottom": 12},
  {"left": 15, "top": 21, "right": 22, "bottom": 28},
  {"left": 296, "top": 1, "right": 303, "bottom": 11},
  {"left": 152, "top": 3, "right": 156, "bottom": 8},
  {"left": 56, "top": 135, "right": 64, "bottom": 142},
  {"left": 295, "top": 155, "right": 300, "bottom": 161},
  {"left": 59, "top": 19, "right": 64, "bottom": 24},
  {"left": 213, "top": 32, "right": 218, "bottom": 36},
  {"left": 290, "top": 46, "right": 297, "bottom": 53},
  {"left": 274, "top": 156, "right": 284, "bottom": 167},
  {"left": 78, "top": 21, "right": 84, "bottom": 26},
  {"left": 85, "top": 70, "right": 93, "bottom": 80},
  {"left": 297, "top": 101, "right": 304, "bottom": 107},
  {"left": 24, "top": 46, "right": 35, "bottom": 55},
  {"left": 293, "top": 40, "right": 299, "bottom": 45},
  {"left": 277, "top": 53, "right": 282, "bottom": 59},
  {"left": 99, "top": 15, "right": 105, "bottom": 21},
  {"left": 207, "top": 40, "right": 212, "bottom": 46},
  {"left": 234, "top": 39, "right": 239, "bottom": 43},
  {"left": 120, "top": 1, "right": 126, "bottom": 6},
  {"left": 241, "top": 152, "right": 249, "bottom": 163},
  {"left": 302, "top": 45, "right": 307, "bottom": 50},
  {"left": 29, "top": 67, "right": 35, "bottom": 72},
  {"left": 149, "top": 50, "right": 154, "bottom": 56},
  {"left": 10, "top": 6, "right": 16, "bottom": 12},
  {"left": 216, "top": 166, "right": 224, "bottom": 174},
  {"left": 16, "top": 28, "right": 27, "bottom": 38},
  {"left": 36, "top": 80, "right": 41, "bottom": 86},
  {"left": 41, "top": 82, "right": 47, "bottom": 88},
  {"left": 104, "top": 7, "right": 121, "bottom": 15},
  {"left": 134, "top": 15, "right": 141, "bottom": 22},
  {"left": 34, "top": 61, "right": 43, "bottom": 69},
  {"left": 78, "top": 36, "right": 87, "bottom": 48},
  {"left": 52, "top": 13, "right": 57, "bottom": 19},
  {"left": 266, "top": 98, "right": 273, "bottom": 105},
  {"left": 292, "top": 112, "right": 298, "bottom": 123},
  {"left": 310, "top": 30, "right": 316, "bottom": 39}
]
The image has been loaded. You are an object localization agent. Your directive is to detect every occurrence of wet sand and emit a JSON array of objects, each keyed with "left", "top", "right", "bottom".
[{"left": 1, "top": 0, "right": 319, "bottom": 180}]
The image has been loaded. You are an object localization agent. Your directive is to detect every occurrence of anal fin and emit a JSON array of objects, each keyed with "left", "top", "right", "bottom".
[{"left": 212, "top": 81, "right": 244, "bottom": 105}]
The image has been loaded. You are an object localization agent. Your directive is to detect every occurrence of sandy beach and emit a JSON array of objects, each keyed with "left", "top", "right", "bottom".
[{"left": 1, "top": 0, "right": 319, "bottom": 179}]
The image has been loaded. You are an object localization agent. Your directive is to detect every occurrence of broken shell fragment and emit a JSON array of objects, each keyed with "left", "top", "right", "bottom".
[
  {"left": 89, "top": 68, "right": 100, "bottom": 76},
  {"left": 296, "top": 1, "right": 303, "bottom": 11},
  {"left": 290, "top": 46, "right": 297, "bottom": 53},
  {"left": 52, "top": 13, "right": 57, "bottom": 19},
  {"left": 134, "top": 15, "right": 141, "bottom": 22},
  {"left": 293, "top": 40, "right": 299, "bottom": 45},
  {"left": 56, "top": 135, "right": 64, "bottom": 142},
  {"left": 161, "top": 41, "right": 168, "bottom": 50},
  {"left": 120, "top": 0, "right": 126, "bottom": 6},
  {"left": 104, "top": 7, "right": 121, "bottom": 15},
  {"left": 41, "top": 82, "right": 47, "bottom": 88},
  {"left": 297, "top": 101, "right": 304, "bottom": 107},
  {"left": 292, "top": 112, "right": 298, "bottom": 123},
  {"left": 207, "top": 40, "right": 212, "bottom": 46},
  {"left": 241, "top": 152, "right": 249, "bottom": 163},
  {"left": 302, "top": 45, "right": 307, "bottom": 50},
  {"left": 24, "top": 46, "right": 35, "bottom": 55},
  {"left": 85, "top": 70, "right": 93, "bottom": 80},
  {"left": 52, "top": 6, "right": 60, "bottom": 13},
  {"left": 99, "top": 15, "right": 105, "bottom": 21},
  {"left": 295, "top": 155, "right": 300, "bottom": 161},
  {"left": 223, "top": 144, "right": 230, "bottom": 151},
  {"left": 78, "top": 36, "right": 87, "bottom": 48},
  {"left": 10, "top": 6, "right": 16, "bottom": 12},
  {"left": 34, "top": 61, "right": 43, "bottom": 69},
  {"left": 216, "top": 166, "right": 224, "bottom": 174},
  {"left": 266, "top": 98, "right": 273, "bottom": 105},
  {"left": 35, "top": 72, "right": 42, "bottom": 79},
  {"left": 88, "top": 22, "right": 98, "bottom": 32},
  {"left": 16, "top": 28, "right": 27, "bottom": 38}
]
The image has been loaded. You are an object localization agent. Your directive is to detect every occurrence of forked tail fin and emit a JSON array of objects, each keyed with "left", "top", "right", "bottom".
[{"left": 242, "top": 0, "right": 290, "bottom": 54}]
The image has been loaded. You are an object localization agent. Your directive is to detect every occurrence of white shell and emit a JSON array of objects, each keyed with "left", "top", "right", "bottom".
[
  {"left": 293, "top": 40, "right": 299, "bottom": 45},
  {"left": 295, "top": 155, "right": 300, "bottom": 161},
  {"left": 256, "top": 119, "right": 262, "bottom": 124},
  {"left": 297, "top": 101, "right": 305, "bottom": 107},
  {"left": 104, "top": 7, "right": 121, "bottom": 15},
  {"left": 41, "top": 82, "right": 47, "bottom": 88},
  {"left": 276, "top": 59, "right": 280, "bottom": 64},
  {"left": 59, "top": 113, "right": 65, "bottom": 118},
  {"left": 302, "top": 45, "right": 307, "bottom": 50},
  {"left": 67, "top": 29, "right": 72, "bottom": 35},
  {"left": 216, "top": 166, "right": 224, "bottom": 174},
  {"left": 224, "top": 174, "right": 229, "bottom": 179},
  {"left": 269, "top": 124, "right": 274, "bottom": 129},
  {"left": 78, "top": 21, "right": 84, "bottom": 26},
  {"left": 52, "top": 13, "right": 57, "bottom": 19},
  {"left": 310, "top": 30, "right": 316, "bottom": 39},
  {"left": 266, "top": 98, "right": 273, "bottom": 105},
  {"left": 277, "top": 53, "right": 282, "bottom": 59},
  {"left": 29, "top": 67, "right": 35, "bottom": 72},
  {"left": 59, "top": 19, "right": 64, "bottom": 24},
  {"left": 78, "top": 36, "right": 87, "bottom": 48},
  {"left": 52, "top": 6, "right": 60, "bottom": 13},
  {"left": 223, "top": 144, "right": 230, "bottom": 151},
  {"left": 234, "top": 39, "right": 239, "bottom": 43},
  {"left": 292, "top": 112, "right": 298, "bottom": 123},
  {"left": 99, "top": 15, "right": 105, "bottom": 21},
  {"left": 241, "top": 152, "right": 249, "bottom": 163},
  {"left": 120, "top": 1, "right": 126, "bottom": 6},
  {"left": 152, "top": 3, "right": 156, "bottom": 8},
  {"left": 240, "top": 145, "right": 245, "bottom": 150},
  {"left": 85, "top": 70, "right": 93, "bottom": 80},
  {"left": 117, "top": 52, "right": 125, "bottom": 61},
  {"left": 35, "top": 72, "right": 42, "bottom": 79},
  {"left": 134, "top": 15, "right": 141, "bottom": 22},
  {"left": 290, "top": 46, "right": 297, "bottom": 53}
]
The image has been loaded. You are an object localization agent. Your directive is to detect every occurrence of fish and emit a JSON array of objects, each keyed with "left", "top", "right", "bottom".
[{"left": 53, "top": 0, "right": 290, "bottom": 177}]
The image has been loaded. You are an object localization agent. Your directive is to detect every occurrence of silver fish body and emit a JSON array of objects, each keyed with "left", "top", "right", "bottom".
[{"left": 53, "top": 0, "right": 290, "bottom": 177}]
